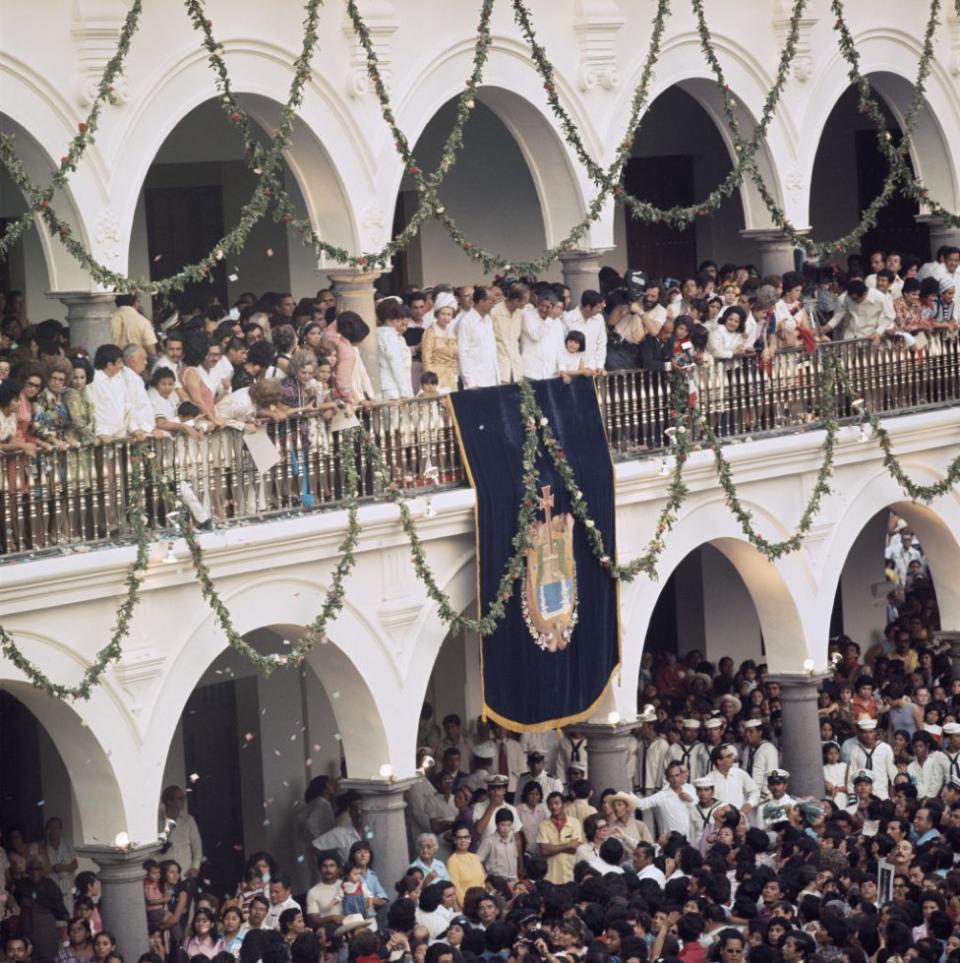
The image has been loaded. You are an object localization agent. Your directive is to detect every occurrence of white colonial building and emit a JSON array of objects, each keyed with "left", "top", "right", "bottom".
[{"left": 2, "top": 1, "right": 960, "bottom": 957}]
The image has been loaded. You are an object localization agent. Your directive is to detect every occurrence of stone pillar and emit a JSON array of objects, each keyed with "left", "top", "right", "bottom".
[
  {"left": 339, "top": 776, "right": 417, "bottom": 893},
  {"left": 51, "top": 291, "right": 117, "bottom": 355},
  {"left": 77, "top": 843, "right": 159, "bottom": 959},
  {"left": 915, "top": 215, "right": 960, "bottom": 260},
  {"left": 738, "top": 230, "right": 800, "bottom": 277},
  {"left": 328, "top": 269, "right": 383, "bottom": 397},
  {"left": 578, "top": 721, "right": 635, "bottom": 793},
  {"left": 766, "top": 671, "right": 831, "bottom": 798},
  {"left": 559, "top": 250, "right": 605, "bottom": 303}
]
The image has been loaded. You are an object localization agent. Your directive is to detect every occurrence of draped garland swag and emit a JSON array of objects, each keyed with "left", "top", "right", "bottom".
[{"left": 2, "top": 0, "right": 960, "bottom": 696}]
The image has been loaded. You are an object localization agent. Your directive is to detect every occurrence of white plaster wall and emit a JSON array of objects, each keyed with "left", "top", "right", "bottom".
[{"left": 3, "top": 0, "right": 959, "bottom": 313}]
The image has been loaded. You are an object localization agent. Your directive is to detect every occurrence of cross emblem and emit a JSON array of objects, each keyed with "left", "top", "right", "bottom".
[{"left": 539, "top": 485, "right": 556, "bottom": 558}]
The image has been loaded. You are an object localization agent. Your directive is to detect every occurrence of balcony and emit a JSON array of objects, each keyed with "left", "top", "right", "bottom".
[{"left": 2, "top": 336, "right": 958, "bottom": 561}]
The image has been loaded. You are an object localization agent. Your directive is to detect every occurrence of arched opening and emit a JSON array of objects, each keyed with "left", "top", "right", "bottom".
[
  {"left": 125, "top": 96, "right": 342, "bottom": 319},
  {"left": 160, "top": 623, "right": 390, "bottom": 898},
  {"left": 388, "top": 85, "right": 589, "bottom": 291},
  {"left": 0, "top": 679, "right": 125, "bottom": 858},
  {"left": 809, "top": 78, "right": 934, "bottom": 261},
  {"left": 0, "top": 114, "right": 92, "bottom": 324},
  {"left": 612, "top": 80, "right": 780, "bottom": 279},
  {"left": 833, "top": 503, "right": 952, "bottom": 668}
]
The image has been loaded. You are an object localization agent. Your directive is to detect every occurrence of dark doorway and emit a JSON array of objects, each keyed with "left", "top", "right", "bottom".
[
  {"left": 145, "top": 185, "right": 228, "bottom": 313},
  {"left": 854, "top": 128, "right": 929, "bottom": 259},
  {"left": 182, "top": 680, "right": 245, "bottom": 896},
  {"left": 0, "top": 692, "right": 44, "bottom": 839},
  {"left": 623, "top": 156, "right": 697, "bottom": 279}
]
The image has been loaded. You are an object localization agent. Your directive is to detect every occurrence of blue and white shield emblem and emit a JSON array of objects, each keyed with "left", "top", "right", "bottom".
[{"left": 521, "top": 485, "right": 578, "bottom": 652}]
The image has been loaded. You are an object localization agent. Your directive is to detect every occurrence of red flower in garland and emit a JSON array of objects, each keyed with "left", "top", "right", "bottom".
[
  {"left": 60, "top": 156, "right": 69, "bottom": 167},
  {"left": 462, "top": 241, "right": 472, "bottom": 250},
  {"left": 37, "top": 199, "right": 49, "bottom": 210},
  {"left": 357, "top": 256, "right": 368, "bottom": 267},
  {"left": 408, "top": 165, "right": 420, "bottom": 175},
  {"left": 612, "top": 185, "right": 623, "bottom": 196},
  {"left": 205, "top": 19, "right": 212, "bottom": 28},
  {"left": 78, "top": 122, "right": 88, "bottom": 133},
  {"left": 230, "top": 111, "right": 242, "bottom": 122}
]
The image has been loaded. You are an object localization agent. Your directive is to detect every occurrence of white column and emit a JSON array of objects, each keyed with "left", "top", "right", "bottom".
[
  {"left": 738, "top": 230, "right": 800, "bottom": 276},
  {"left": 559, "top": 250, "right": 605, "bottom": 303},
  {"left": 51, "top": 291, "right": 117, "bottom": 355},
  {"left": 327, "top": 269, "right": 383, "bottom": 397},
  {"left": 339, "top": 776, "right": 417, "bottom": 893},
  {"left": 915, "top": 215, "right": 960, "bottom": 259},
  {"left": 77, "top": 844, "right": 160, "bottom": 960},
  {"left": 766, "top": 671, "right": 830, "bottom": 798},
  {"left": 578, "top": 722, "right": 634, "bottom": 793}
]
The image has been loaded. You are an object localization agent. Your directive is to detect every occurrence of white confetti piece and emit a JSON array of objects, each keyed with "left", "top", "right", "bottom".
[
  {"left": 189, "top": 772, "right": 200, "bottom": 783},
  {"left": 228, "top": 273, "right": 239, "bottom": 282},
  {"left": 266, "top": 248, "right": 274, "bottom": 258}
]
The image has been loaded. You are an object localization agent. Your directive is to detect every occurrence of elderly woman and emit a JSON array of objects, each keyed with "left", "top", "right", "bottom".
[
  {"left": 408, "top": 833, "right": 449, "bottom": 883},
  {"left": 279, "top": 349, "right": 337, "bottom": 418},
  {"left": 421, "top": 292, "right": 459, "bottom": 390},
  {"left": 31, "top": 356, "right": 76, "bottom": 450}
]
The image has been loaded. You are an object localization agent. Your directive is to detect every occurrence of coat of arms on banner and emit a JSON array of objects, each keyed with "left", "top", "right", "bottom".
[{"left": 521, "top": 485, "right": 578, "bottom": 652}]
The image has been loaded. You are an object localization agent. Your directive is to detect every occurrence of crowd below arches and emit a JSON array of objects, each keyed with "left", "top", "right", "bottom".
[{"left": 0, "top": 500, "right": 956, "bottom": 963}]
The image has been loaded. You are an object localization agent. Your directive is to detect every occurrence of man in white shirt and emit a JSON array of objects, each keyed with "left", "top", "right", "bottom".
[
  {"left": 742, "top": 719, "right": 780, "bottom": 803},
  {"left": 490, "top": 282, "right": 528, "bottom": 384},
  {"left": 846, "top": 716, "right": 897, "bottom": 800},
  {"left": 263, "top": 874, "right": 301, "bottom": 929},
  {"left": 633, "top": 760, "right": 696, "bottom": 842},
  {"left": 489, "top": 724, "right": 526, "bottom": 795},
  {"left": 89, "top": 344, "right": 128, "bottom": 441},
  {"left": 689, "top": 778, "right": 722, "bottom": 838},
  {"left": 755, "top": 769, "right": 796, "bottom": 829},
  {"left": 564, "top": 290, "right": 607, "bottom": 370},
  {"left": 159, "top": 785, "right": 203, "bottom": 880},
  {"left": 630, "top": 842, "right": 666, "bottom": 886},
  {"left": 820, "top": 280, "right": 895, "bottom": 340},
  {"left": 154, "top": 332, "right": 187, "bottom": 399},
  {"left": 885, "top": 528, "right": 925, "bottom": 583},
  {"left": 305, "top": 850, "right": 344, "bottom": 928},
  {"left": 121, "top": 345, "right": 159, "bottom": 437},
  {"left": 521, "top": 291, "right": 564, "bottom": 380},
  {"left": 472, "top": 775, "right": 521, "bottom": 844},
  {"left": 908, "top": 732, "right": 948, "bottom": 799},
  {"left": 456, "top": 287, "right": 499, "bottom": 388},
  {"left": 866, "top": 252, "right": 904, "bottom": 299},
  {"left": 516, "top": 751, "right": 563, "bottom": 799},
  {"left": 707, "top": 744, "right": 760, "bottom": 815}
]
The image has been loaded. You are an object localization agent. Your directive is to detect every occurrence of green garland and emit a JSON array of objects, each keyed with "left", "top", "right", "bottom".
[
  {"left": 0, "top": 445, "right": 151, "bottom": 699},
  {"left": 0, "top": 0, "right": 144, "bottom": 257},
  {"left": 0, "top": 0, "right": 323, "bottom": 296}
]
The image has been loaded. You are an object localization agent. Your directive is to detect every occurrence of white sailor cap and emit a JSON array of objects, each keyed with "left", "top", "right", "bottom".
[
  {"left": 857, "top": 717, "right": 878, "bottom": 730},
  {"left": 943, "top": 722, "right": 960, "bottom": 735},
  {"left": 743, "top": 718, "right": 763, "bottom": 729},
  {"left": 767, "top": 768, "right": 790, "bottom": 782},
  {"left": 682, "top": 718, "right": 702, "bottom": 729},
  {"left": 694, "top": 777, "right": 715, "bottom": 789},
  {"left": 704, "top": 718, "right": 724, "bottom": 729}
]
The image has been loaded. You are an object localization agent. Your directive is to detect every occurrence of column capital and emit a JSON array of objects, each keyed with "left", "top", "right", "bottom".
[
  {"left": 575, "top": 720, "right": 638, "bottom": 739},
  {"left": 50, "top": 289, "right": 118, "bottom": 355},
  {"left": 76, "top": 842, "right": 162, "bottom": 882},
  {"left": 558, "top": 247, "right": 615, "bottom": 265},
  {"left": 327, "top": 269, "right": 385, "bottom": 290},
  {"left": 340, "top": 775, "right": 420, "bottom": 802},
  {"left": 765, "top": 669, "right": 832, "bottom": 692},
  {"left": 738, "top": 229, "right": 809, "bottom": 247}
]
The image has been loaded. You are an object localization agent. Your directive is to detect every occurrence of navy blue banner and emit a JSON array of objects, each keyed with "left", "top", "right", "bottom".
[{"left": 449, "top": 378, "right": 620, "bottom": 730}]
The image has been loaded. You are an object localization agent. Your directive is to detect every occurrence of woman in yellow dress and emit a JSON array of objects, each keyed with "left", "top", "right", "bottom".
[{"left": 421, "top": 293, "right": 460, "bottom": 391}]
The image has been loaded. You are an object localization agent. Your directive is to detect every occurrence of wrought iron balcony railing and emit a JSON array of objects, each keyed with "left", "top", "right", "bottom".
[{"left": 2, "top": 335, "right": 958, "bottom": 560}]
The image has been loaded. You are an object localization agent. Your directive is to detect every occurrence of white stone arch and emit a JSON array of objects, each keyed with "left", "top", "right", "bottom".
[
  {"left": 611, "top": 32, "right": 791, "bottom": 228},
  {"left": 108, "top": 42, "right": 364, "bottom": 269},
  {"left": 0, "top": 631, "right": 143, "bottom": 843},
  {"left": 799, "top": 32, "right": 960, "bottom": 220},
  {"left": 0, "top": 55, "right": 100, "bottom": 290},
  {"left": 384, "top": 36, "right": 606, "bottom": 250},
  {"left": 403, "top": 549, "right": 478, "bottom": 716},
  {"left": 616, "top": 496, "right": 815, "bottom": 700},
  {"left": 142, "top": 574, "right": 403, "bottom": 808},
  {"left": 817, "top": 466, "right": 960, "bottom": 643}
]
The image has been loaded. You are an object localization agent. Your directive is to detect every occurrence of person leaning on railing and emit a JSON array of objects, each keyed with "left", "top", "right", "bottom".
[{"left": 817, "top": 279, "right": 895, "bottom": 343}]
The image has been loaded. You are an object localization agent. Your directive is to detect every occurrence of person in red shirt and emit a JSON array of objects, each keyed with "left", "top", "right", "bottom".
[
  {"left": 656, "top": 653, "right": 687, "bottom": 700},
  {"left": 851, "top": 675, "right": 881, "bottom": 720}
]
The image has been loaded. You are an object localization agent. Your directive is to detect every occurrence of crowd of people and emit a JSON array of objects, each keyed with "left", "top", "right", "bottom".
[
  {"left": 2, "top": 243, "right": 959, "bottom": 475},
  {"left": 0, "top": 505, "right": 954, "bottom": 963}
]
